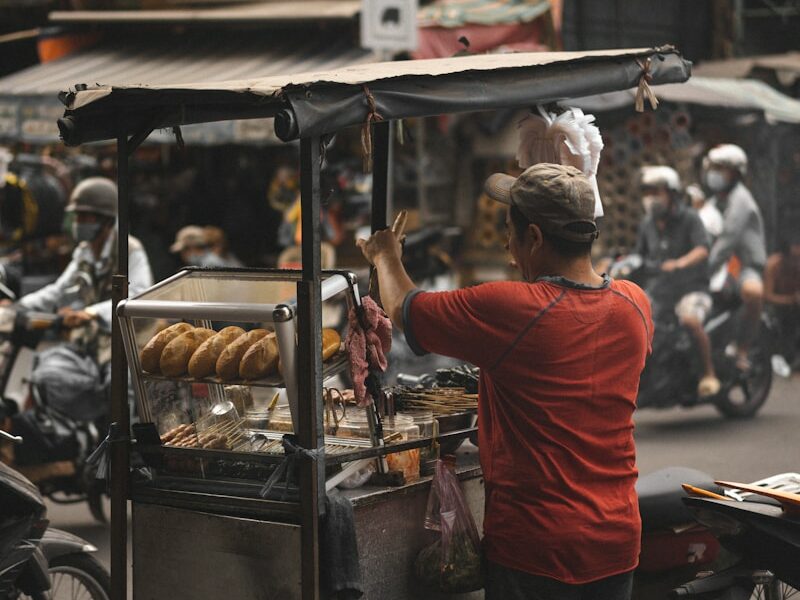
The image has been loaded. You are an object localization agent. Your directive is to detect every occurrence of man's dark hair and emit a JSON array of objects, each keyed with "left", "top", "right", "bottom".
[{"left": 509, "top": 204, "right": 594, "bottom": 258}]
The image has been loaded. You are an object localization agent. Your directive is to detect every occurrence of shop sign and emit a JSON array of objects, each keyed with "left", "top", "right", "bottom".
[
  {"left": 361, "top": 0, "right": 419, "bottom": 52},
  {"left": 19, "top": 99, "right": 62, "bottom": 143},
  {"left": 0, "top": 100, "right": 18, "bottom": 140}
]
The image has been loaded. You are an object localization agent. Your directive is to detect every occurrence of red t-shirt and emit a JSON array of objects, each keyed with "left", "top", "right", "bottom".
[{"left": 403, "top": 275, "right": 653, "bottom": 584}]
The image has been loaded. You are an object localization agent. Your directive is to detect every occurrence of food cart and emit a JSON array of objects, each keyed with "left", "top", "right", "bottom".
[{"left": 56, "top": 46, "right": 691, "bottom": 600}]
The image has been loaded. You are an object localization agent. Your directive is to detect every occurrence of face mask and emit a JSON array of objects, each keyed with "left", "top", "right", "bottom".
[
  {"left": 651, "top": 201, "right": 670, "bottom": 220},
  {"left": 643, "top": 194, "right": 667, "bottom": 217},
  {"left": 186, "top": 251, "right": 212, "bottom": 267},
  {"left": 705, "top": 169, "right": 730, "bottom": 193},
  {"left": 72, "top": 221, "right": 103, "bottom": 243}
]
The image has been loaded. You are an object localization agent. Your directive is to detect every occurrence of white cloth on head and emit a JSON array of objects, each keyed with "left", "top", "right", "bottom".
[{"left": 516, "top": 107, "right": 605, "bottom": 217}]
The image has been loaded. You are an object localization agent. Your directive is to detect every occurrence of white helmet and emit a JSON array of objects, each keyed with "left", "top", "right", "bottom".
[
  {"left": 705, "top": 144, "right": 747, "bottom": 176},
  {"left": 640, "top": 166, "right": 682, "bottom": 193}
]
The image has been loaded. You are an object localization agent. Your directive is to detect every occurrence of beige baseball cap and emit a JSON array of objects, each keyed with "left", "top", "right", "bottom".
[
  {"left": 484, "top": 163, "right": 599, "bottom": 243},
  {"left": 170, "top": 226, "right": 208, "bottom": 253}
]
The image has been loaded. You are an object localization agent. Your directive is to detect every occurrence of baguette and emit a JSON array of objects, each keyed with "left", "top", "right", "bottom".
[
  {"left": 215, "top": 328, "right": 269, "bottom": 381},
  {"left": 322, "top": 328, "right": 341, "bottom": 361},
  {"left": 239, "top": 332, "right": 279, "bottom": 380},
  {"left": 187, "top": 326, "right": 246, "bottom": 379},
  {"left": 140, "top": 322, "right": 193, "bottom": 373},
  {"left": 271, "top": 329, "right": 339, "bottom": 381},
  {"left": 160, "top": 328, "right": 215, "bottom": 377}
]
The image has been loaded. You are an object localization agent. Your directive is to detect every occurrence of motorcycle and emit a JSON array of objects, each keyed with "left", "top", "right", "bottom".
[
  {"left": 634, "top": 466, "right": 725, "bottom": 598},
  {"left": 673, "top": 473, "right": 800, "bottom": 599},
  {"left": 0, "top": 428, "right": 110, "bottom": 600},
  {"left": 0, "top": 306, "right": 108, "bottom": 523},
  {"left": 610, "top": 254, "right": 773, "bottom": 418}
]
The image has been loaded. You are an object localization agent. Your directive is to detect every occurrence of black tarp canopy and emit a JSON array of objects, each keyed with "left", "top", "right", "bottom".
[{"left": 58, "top": 46, "right": 691, "bottom": 146}]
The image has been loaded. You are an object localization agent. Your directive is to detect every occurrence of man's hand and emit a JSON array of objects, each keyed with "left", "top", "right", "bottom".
[
  {"left": 661, "top": 259, "right": 680, "bottom": 273},
  {"left": 60, "top": 308, "right": 95, "bottom": 329},
  {"left": 356, "top": 229, "right": 403, "bottom": 267}
]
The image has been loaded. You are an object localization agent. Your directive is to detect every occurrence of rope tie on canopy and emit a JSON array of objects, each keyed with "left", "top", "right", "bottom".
[
  {"left": 360, "top": 85, "right": 384, "bottom": 173},
  {"left": 635, "top": 57, "right": 659, "bottom": 112}
]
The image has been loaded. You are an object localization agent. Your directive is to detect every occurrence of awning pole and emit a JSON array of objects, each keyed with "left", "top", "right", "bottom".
[
  {"left": 297, "top": 136, "right": 323, "bottom": 600},
  {"left": 371, "top": 121, "right": 391, "bottom": 233},
  {"left": 110, "top": 133, "right": 131, "bottom": 600}
]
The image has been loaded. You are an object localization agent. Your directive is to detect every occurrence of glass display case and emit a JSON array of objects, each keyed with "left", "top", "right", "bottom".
[
  {"left": 117, "top": 268, "right": 364, "bottom": 483},
  {"left": 118, "top": 268, "right": 354, "bottom": 431}
]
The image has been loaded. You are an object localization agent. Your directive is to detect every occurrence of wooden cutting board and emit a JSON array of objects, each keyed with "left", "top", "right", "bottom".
[{"left": 716, "top": 480, "right": 800, "bottom": 517}]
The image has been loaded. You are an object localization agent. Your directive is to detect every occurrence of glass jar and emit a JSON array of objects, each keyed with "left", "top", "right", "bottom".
[
  {"left": 400, "top": 410, "right": 438, "bottom": 475},
  {"left": 336, "top": 409, "right": 371, "bottom": 440},
  {"left": 383, "top": 414, "right": 420, "bottom": 481},
  {"left": 267, "top": 405, "right": 294, "bottom": 433}
]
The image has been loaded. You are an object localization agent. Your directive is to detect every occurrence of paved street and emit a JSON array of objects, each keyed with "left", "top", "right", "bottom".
[{"left": 45, "top": 374, "right": 800, "bottom": 577}]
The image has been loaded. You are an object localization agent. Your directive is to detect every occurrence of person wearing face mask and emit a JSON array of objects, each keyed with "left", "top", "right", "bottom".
[
  {"left": 702, "top": 144, "right": 767, "bottom": 371},
  {"left": 358, "top": 164, "right": 652, "bottom": 599},
  {"left": 170, "top": 225, "right": 227, "bottom": 268},
  {"left": 18, "top": 177, "right": 153, "bottom": 330},
  {"left": 634, "top": 166, "right": 719, "bottom": 397}
]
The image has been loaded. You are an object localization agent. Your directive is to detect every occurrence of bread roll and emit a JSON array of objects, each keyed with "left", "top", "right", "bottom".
[
  {"left": 160, "top": 328, "right": 215, "bottom": 377},
  {"left": 322, "top": 328, "right": 341, "bottom": 361},
  {"left": 140, "top": 322, "right": 193, "bottom": 373},
  {"left": 215, "top": 328, "right": 269, "bottom": 381},
  {"left": 187, "top": 326, "right": 246, "bottom": 379},
  {"left": 239, "top": 332, "right": 279, "bottom": 380}
]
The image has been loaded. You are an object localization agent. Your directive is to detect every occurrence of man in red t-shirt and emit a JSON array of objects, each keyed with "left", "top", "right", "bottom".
[{"left": 358, "top": 163, "right": 652, "bottom": 599}]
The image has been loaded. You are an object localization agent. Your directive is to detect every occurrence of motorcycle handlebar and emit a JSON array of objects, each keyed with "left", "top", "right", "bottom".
[{"left": 0, "top": 429, "right": 23, "bottom": 444}]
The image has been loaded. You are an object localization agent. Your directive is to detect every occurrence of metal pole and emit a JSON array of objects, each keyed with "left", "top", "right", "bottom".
[
  {"left": 368, "top": 121, "right": 391, "bottom": 469},
  {"left": 297, "top": 136, "right": 323, "bottom": 600},
  {"left": 111, "top": 135, "right": 131, "bottom": 600},
  {"left": 371, "top": 121, "right": 391, "bottom": 233}
]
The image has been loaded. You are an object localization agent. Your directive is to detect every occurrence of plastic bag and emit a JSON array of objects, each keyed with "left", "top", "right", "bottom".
[{"left": 415, "top": 460, "right": 483, "bottom": 593}]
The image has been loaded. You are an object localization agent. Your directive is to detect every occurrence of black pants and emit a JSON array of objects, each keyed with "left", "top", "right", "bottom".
[
  {"left": 485, "top": 561, "right": 634, "bottom": 600},
  {"left": 769, "top": 304, "right": 800, "bottom": 362}
]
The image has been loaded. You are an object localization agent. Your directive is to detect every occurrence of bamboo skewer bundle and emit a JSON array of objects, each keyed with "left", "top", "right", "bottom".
[{"left": 393, "top": 387, "right": 478, "bottom": 414}]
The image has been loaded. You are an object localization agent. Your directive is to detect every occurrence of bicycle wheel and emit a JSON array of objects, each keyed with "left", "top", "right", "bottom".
[
  {"left": 45, "top": 553, "right": 110, "bottom": 600},
  {"left": 751, "top": 579, "right": 800, "bottom": 600}
]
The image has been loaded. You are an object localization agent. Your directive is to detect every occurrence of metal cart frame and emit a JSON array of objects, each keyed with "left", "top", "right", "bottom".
[{"left": 56, "top": 46, "right": 691, "bottom": 600}]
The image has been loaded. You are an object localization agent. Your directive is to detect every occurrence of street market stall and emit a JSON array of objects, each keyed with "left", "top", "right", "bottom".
[{"left": 56, "top": 46, "right": 691, "bottom": 600}]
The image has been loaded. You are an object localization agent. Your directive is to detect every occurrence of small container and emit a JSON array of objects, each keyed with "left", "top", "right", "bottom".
[
  {"left": 336, "top": 409, "right": 371, "bottom": 439},
  {"left": 401, "top": 410, "right": 438, "bottom": 475},
  {"left": 267, "top": 405, "right": 294, "bottom": 433},
  {"left": 383, "top": 414, "right": 420, "bottom": 481},
  {"left": 244, "top": 410, "right": 270, "bottom": 430},
  {"left": 382, "top": 414, "right": 419, "bottom": 440},
  {"left": 224, "top": 385, "right": 254, "bottom": 416}
]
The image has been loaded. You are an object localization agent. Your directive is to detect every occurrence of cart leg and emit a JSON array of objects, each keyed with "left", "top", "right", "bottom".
[
  {"left": 111, "top": 134, "right": 131, "bottom": 600},
  {"left": 298, "top": 136, "right": 324, "bottom": 600}
]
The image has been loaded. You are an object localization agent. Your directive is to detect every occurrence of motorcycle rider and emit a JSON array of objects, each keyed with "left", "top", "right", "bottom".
[
  {"left": 703, "top": 144, "right": 767, "bottom": 371},
  {"left": 18, "top": 177, "right": 153, "bottom": 337},
  {"left": 635, "top": 166, "right": 720, "bottom": 397},
  {"left": 170, "top": 225, "right": 227, "bottom": 268}
]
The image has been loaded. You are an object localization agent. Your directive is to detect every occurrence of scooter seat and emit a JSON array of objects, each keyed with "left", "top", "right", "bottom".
[{"left": 637, "top": 466, "right": 722, "bottom": 530}]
